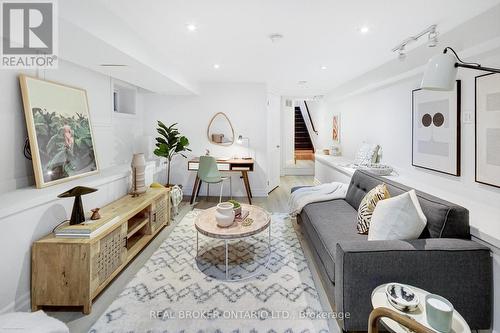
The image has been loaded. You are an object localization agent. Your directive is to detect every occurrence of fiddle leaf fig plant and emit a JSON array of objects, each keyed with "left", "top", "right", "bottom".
[{"left": 153, "top": 121, "right": 191, "bottom": 186}]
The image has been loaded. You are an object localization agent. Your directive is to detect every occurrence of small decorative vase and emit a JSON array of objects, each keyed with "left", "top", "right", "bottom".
[
  {"left": 215, "top": 202, "right": 235, "bottom": 227},
  {"left": 131, "top": 153, "right": 147, "bottom": 196}
]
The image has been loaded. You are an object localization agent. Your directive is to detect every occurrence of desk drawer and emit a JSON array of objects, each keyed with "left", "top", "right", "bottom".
[
  {"left": 188, "top": 162, "right": 199, "bottom": 170},
  {"left": 217, "top": 163, "right": 230, "bottom": 171},
  {"left": 188, "top": 162, "right": 230, "bottom": 171},
  {"left": 232, "top": 166, "right": 251, "bottom": 171}
]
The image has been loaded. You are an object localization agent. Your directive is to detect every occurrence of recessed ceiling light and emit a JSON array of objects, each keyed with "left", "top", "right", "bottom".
[
  {"left": 186, "top": 23, "right": 197, "bottom": 32},
  {"left": 359, "top": 26, "right": 370, "bottom": 34},
  {"left": 269, "top": 33, "right": 284, "bottom": 43},
  {"left": 320, "top": 66, "right": 327, "bottom": 70},
  {"left": 213, "top": 64, "right": 220, "bottom": 69}
]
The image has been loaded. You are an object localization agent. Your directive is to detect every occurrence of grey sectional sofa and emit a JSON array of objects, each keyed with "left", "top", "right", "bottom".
[{"left": 295, "top": 170, "right": 492, "bottom": 332}]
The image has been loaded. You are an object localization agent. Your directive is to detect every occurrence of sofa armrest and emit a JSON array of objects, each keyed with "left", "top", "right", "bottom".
[{"left": 334, "top": 238, "right": 492, "bottom": 332}]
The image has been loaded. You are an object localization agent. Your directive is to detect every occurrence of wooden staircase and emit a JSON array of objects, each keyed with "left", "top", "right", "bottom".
[{"left": 294, "top": 107, "right": 314, "bottom": 161}]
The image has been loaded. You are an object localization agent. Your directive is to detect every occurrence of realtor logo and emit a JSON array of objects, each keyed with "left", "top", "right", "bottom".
[{"left": 1, "top": 0, "right": 58, "bottom": 68}]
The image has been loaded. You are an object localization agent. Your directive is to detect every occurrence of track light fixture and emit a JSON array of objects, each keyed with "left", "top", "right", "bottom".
[
  {"left": 427, "top": 28, "right": 439, "bottom": 47},
  {"left": 392, "top": 25, "right": 438, "bottom": 59},
  {"left": 398, "top": 45, "right": 406, "bottom": 61}
]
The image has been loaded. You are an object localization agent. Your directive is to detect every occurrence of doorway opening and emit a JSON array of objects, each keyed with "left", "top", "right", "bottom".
[{"left": 282, "top": 99, "right": 317, "bottom": 176}]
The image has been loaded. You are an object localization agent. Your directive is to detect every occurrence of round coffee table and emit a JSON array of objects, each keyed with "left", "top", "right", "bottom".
[
  {"left": 371, "top": 284, "right": 471, "bottom": 333},
  {"left": 194, "top": 204, "right": 271, "bottom": 281}
]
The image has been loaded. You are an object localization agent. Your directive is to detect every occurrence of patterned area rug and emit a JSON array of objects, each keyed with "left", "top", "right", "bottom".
[{"left": 89, "top": 210, "right": 330, "bottom": 333}]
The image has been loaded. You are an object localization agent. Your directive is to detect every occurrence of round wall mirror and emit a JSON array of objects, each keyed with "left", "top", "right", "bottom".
[{"left": 207, "top": 112, "right": 235, "bottom": 146}]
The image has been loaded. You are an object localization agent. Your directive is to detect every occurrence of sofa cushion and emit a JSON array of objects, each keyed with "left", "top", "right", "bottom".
[
  {"left": 345, "top": 170, "right": 470, "bottom": 239},
  {"left": 300, "top": 199, "right": 366, "bottom": 282},
  {"left": 368, "top": 190, "right": 427, "bottom": 240},
  {"left": 356, "top": 183, "right": 390, "bottom": 234}
]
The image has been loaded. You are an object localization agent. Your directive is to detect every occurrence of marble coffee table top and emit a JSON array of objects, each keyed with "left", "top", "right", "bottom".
[{"left": 195, "top": 204, "right": 271, "bottom": 239}]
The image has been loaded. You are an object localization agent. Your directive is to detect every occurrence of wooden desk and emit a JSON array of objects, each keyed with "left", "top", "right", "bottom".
[{"left": 188, "top": 158, "right": 254, "bottom": 204}]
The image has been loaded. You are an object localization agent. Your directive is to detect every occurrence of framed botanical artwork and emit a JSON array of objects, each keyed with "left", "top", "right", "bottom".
[
  {"left": 19, "top": 75, "right": 99, "bottom": 188},
  {"left": 476, "top": 73, "right": 500, "bottom": 188},
  {"left": 411, "top": 80, "right": 461, "bottom": 176},
  {"left": 332, "top": 114, "right": 340, "bottom": 143}
]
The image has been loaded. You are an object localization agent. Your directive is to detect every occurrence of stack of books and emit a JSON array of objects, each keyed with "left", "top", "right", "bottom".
[
  {"left": 234, "top": 210, "right": 249, "bottom": 222},
  {"left": 55, "top": 216, "right": 121, "bottom": 238}
]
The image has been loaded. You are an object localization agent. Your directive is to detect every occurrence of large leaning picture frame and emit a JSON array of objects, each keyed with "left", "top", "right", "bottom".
[
  {"left": 412, "top": 80, "right": 461, "bottom": 176},
  {"left": 476, "top": 73, "right": 500, "bottom": 188},
  {"left": 19, "top": 75, "right": 99, "bottom": 188}
]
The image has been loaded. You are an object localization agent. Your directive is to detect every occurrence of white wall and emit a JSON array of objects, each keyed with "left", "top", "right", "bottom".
[
  {"left": 315, "top": 51, "right": 500, "bottom": 332},
  {"left": 142, "top": 82, "right": 269, "bottom": 197},
  {"left": 0, "top": 60, "right": 145, "bottom": 313},
  {"left": 280, "top": 97, "right": 295, "bottom": 174}
]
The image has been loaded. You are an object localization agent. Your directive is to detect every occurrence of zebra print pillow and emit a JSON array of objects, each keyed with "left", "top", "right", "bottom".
[{"left": 356, "top": 184, "right": 390, "bottom": 234}]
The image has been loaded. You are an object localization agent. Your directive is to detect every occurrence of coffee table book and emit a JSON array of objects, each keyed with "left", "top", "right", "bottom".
[
  {"left": 54, "top": 216, "right": 124, "bottom": 238},
  {"left": 234, "top": 209, "right": 249, "bottom": 222}
]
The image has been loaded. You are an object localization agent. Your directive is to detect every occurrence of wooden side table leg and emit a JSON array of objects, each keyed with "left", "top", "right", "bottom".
[
  {"left": 245, "top": 172, "right": 253, "bottom": 198},
  {"left": 190, "top": 175, "right": 200, "bottom": 204},
  {"left": 241, "top": 171, "right": 252, "bottom": 204}
]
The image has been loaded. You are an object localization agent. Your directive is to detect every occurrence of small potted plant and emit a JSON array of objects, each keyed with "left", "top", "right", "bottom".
[
  {"left": 153, "top": 121, "right": 191, "bottom": 187},
  {"left": 228, "top": 199, "right": 241, "bottom": 216}
]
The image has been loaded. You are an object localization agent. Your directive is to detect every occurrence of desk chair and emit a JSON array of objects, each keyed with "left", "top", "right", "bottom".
[{"left": 192, "top": 156, "right": 232, "bottom": 204}]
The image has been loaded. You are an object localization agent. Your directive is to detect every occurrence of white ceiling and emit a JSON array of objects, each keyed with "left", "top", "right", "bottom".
[{"left": 98, "top": 0, "right": 500, "bottom": 96}]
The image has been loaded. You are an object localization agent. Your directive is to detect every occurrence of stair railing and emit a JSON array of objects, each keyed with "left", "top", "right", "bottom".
[{"left": 304, "top": 101, "right": 318, "bottom": 135}]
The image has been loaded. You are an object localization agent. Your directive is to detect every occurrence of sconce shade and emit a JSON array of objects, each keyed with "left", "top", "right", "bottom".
[{"left": 420, "top": 51, "right": 457, "bottom": 91}]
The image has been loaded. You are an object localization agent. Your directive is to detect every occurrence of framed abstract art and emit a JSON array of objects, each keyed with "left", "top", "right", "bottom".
[
  {"left": 411, "top": 80, "right": 461, "bottom": 176},
  {"left": 19, "top": 75, "right": 99, "bottom": 188},
  {"left": 475, "top": 73, "right": 500, "bottom": 188},
  {"left": 332, "top": 114, "right": 340, "bottom": 143}
]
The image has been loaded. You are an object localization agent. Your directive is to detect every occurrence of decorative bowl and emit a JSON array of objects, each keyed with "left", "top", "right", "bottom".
[
  {"left": 385, "top": 283, "right": 420, "bottom": 312},
  {"left": 358, "top": 163, "right": 394, "bottom": 176}
]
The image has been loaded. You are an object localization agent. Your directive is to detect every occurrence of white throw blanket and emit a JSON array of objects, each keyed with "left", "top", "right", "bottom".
[
  {"left": 0, "top": 311, "right": 69, "bottom": 333},
  {"left": 288, "top": 182, "right": 348, "bottom": 216}
]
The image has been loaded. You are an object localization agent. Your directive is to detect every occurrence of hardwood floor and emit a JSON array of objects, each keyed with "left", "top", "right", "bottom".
[
  {"left": 50, "top": 176, "right": 339, "bottom": 333},
  {"left": 188, "top": 175, "right": 315, "bottom": 212}
]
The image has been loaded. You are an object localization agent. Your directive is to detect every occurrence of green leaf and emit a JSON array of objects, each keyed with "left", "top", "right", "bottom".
[{"left": 152, "top": 122, "right": 190, "bottom": 160}]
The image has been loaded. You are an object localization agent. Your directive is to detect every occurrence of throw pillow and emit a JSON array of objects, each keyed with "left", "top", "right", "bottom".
[
  {"left": 354, "top": 143, "right": 380, "bottom": 165},
  {"left": 368, "top": 190, "right": 427, "bottom": 241},
  {"left": 356, "top": 184, "right": 390, "bottom": 234}
]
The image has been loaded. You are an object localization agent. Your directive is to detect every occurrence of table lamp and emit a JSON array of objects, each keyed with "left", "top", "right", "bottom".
[
  {"left": 237, "top": 135, "right": 252, "bottom": 159},
  {"left": 58, "top": 186, "right": 98, "bottom": 225}
]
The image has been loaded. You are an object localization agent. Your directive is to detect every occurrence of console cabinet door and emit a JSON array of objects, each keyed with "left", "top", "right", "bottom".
[{"left": 90, "top": 222, "right": 127, "bottom": 297}]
